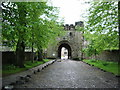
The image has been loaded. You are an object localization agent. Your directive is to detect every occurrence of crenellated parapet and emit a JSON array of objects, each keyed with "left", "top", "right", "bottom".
[
  {"left": 75, "top": 21, "right": 84, "bottom": 27},
  {"left": 63, "top": 21, "right": 84, "bottom": 30}
]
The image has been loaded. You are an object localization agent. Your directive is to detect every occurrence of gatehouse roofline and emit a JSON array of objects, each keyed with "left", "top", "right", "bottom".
[{"left": 63, "top": 21, "right": 84, "bottom": 30}]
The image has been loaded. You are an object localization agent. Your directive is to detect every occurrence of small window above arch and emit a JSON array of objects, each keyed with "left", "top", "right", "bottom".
[{"left": 69, "top": 32, "right": 72, "bottom": 36}]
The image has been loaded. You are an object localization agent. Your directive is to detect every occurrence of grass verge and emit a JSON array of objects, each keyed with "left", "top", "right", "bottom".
[
  {"left": 2, "top": 59, "right": 52, "bottom": 77},
  {"left": 83, "top": 59, "right": 119, "bottom": 76}
]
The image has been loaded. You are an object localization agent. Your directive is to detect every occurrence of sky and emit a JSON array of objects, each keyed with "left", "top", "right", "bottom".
[{"left": 49, "top": 0, "right": 91, "bottom": 25}]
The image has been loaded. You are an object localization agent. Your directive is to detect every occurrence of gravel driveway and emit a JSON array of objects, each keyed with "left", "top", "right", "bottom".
[{"left": 14, "top": 59, "right": 119, "bottom": 88}]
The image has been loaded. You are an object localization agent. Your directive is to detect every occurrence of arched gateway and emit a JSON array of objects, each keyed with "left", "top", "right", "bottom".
[
  {"left": 46, "top": 21, "right": 84, "bottom": 60},
  {"left": 58, "top": 41, "right": 72, "bottom": 59}
]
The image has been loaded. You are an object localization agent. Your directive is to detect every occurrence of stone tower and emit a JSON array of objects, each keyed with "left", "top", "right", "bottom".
[{"left": 46, "top": 21, "right": 84, "bottom": 60}]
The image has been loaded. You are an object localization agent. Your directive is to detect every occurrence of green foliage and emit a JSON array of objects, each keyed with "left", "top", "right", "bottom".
[
  {"left": 2, "top": 2, "right": 63, "bottom": 51},
  {"left": 3, "top": 64, "right": 19, "bottom": 70},
  {"left": 24, "top": 61, "right": 44, "bottom": 68},
  {"left": 83, "top": 59, "right": 119, "bottom": 75},
  {"left": 2, "top": 2, "right": 63, "bottom": 66},
  {"left": 24, "top": 2, "right": 63, "bottom": 50},
  {"left": 75, "top": 25, "right": 84, "bottom": 32},
  {"left": 43, "top": 59, "right": 52, "bottom": 62},
  {"left": 2, "top": 64, "right": 26, "bottom": 76},
  {"left": 83, "top": 2, "right": 118, "bottom": 56},
  {"left": 2, "top": 59, "right": 52, "bottom": 76}
]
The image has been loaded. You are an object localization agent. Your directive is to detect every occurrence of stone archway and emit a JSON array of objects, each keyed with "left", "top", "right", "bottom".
[
  {"left": 46, "top": 22, "right": 84, "bottom": 59},
  {"left": 58, "top": 43, "right": 72, "bottom": 59}
]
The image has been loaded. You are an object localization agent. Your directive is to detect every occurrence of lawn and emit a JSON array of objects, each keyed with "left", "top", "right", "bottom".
[
  {"left": 2, "top": 59, "right": 52, "bottom": 77},
  {"left": 83, "top": 59, "right": 119, "bottom": 76}
]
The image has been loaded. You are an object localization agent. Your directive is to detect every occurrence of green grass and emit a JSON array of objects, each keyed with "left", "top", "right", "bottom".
[
  {"left": 83, "top": 59, "right": 120, "bottom": 75},
  {"left": 2, "top": 59, "right": 52, "bottom": 77}
]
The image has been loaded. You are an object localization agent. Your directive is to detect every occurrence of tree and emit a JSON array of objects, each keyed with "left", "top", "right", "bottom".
[
  {"left": 2, "top": 2, "right": 27, "bottom": 67},
  {"left": 83, "top": 1, "right": 118, "bottom": 57},
  {"left": 2, "top": 2, "right": 63, "bottom": 67},
  {"left": 25, "top": 3, "right": 63, "bottom": 61}
]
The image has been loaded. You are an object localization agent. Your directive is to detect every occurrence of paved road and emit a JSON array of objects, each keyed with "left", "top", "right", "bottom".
[{"left": 15, "top": 59, "right": 119, "bottom": 88}]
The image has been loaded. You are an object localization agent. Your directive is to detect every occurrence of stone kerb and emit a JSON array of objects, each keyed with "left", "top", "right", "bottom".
[{"left": 2, "top": 59, "right": 56, "bottom": 89}]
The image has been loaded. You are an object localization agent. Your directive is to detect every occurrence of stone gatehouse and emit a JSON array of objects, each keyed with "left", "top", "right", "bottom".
[{"left": 46, "top": 21, "right": 84, "bottom": 59}]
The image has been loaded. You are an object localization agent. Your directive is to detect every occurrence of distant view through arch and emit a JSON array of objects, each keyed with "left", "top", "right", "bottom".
[
  {"left": 61, "top": 47, "right": 68, "bottom": 59},
  {"left": 58, "top": 43, "right": 72, "bottom": 59}
]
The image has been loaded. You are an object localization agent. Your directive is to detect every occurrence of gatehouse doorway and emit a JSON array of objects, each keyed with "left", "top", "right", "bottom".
[{"left": 58, "top": 43, "right": 72, "bottom": 59}]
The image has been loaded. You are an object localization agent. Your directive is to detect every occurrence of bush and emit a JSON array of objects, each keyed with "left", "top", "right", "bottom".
[
  {"left": 3, "top": 64, "right": 19, "bottom": 70},
  {"left": 102, "top": 62, "right": 109, "bottom": 66},
  {"left": 91, "top": 59, "right": 96, "bottom": 62},
  {"left": 3, "top": 59, "right": 51, "bottom": 76}
]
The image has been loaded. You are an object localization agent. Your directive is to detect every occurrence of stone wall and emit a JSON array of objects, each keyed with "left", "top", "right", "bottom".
[
  {"left": 2, "top": 51, "right": 35, "bottom": 65},
  {"left": 46, "top": 30, "right": 83, "bottom": 59},
  {"left": 85, "top": 50, "right": 119, "bottom": 62},
  {"left": 2, "top": 51, "right": 16, "bottom": 64},
  {"left": 46, "top": 21, "right": 84, "bottom": 59}
]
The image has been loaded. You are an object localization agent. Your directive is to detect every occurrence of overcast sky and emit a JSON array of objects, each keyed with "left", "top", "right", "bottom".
[{"left": 50, "top": 0, "right": 91, "bottom": 25}]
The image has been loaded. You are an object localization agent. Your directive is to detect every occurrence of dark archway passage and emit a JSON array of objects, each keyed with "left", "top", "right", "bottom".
[{"left": 58, "top": 43, "right": 71, "bottom": 59}]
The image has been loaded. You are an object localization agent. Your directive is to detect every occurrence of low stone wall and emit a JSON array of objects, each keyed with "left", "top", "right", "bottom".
[
  {"left": 2, "top": 51, "right": 16, "bottom": 64},
  {"left": 85, "top": 50, "right": 119, "bottom": 62},
  {"left": 2, "top": 51, "right": 35, "bottom": 65}
]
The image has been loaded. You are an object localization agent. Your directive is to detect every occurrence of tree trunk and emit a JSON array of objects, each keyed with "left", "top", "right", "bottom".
[
  {"left": 37, "top": 48, "right": 44, "bottom": 61},
  {"left": 94, "top": 49, "right": 97, "bottom": 60},
  {"left": 15, "top": 39, "right": 25, "bottom": 68},
  {"left": 15, "top": 3, "right": 26, "bottom": 68},
  {"left": 31, "top": 42, "right": 34, "bottom": 63}
]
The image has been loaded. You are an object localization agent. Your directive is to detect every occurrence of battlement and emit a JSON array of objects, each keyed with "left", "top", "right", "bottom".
[{"left": 63, "top": 21, "right": 84, "bottom": 30}]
